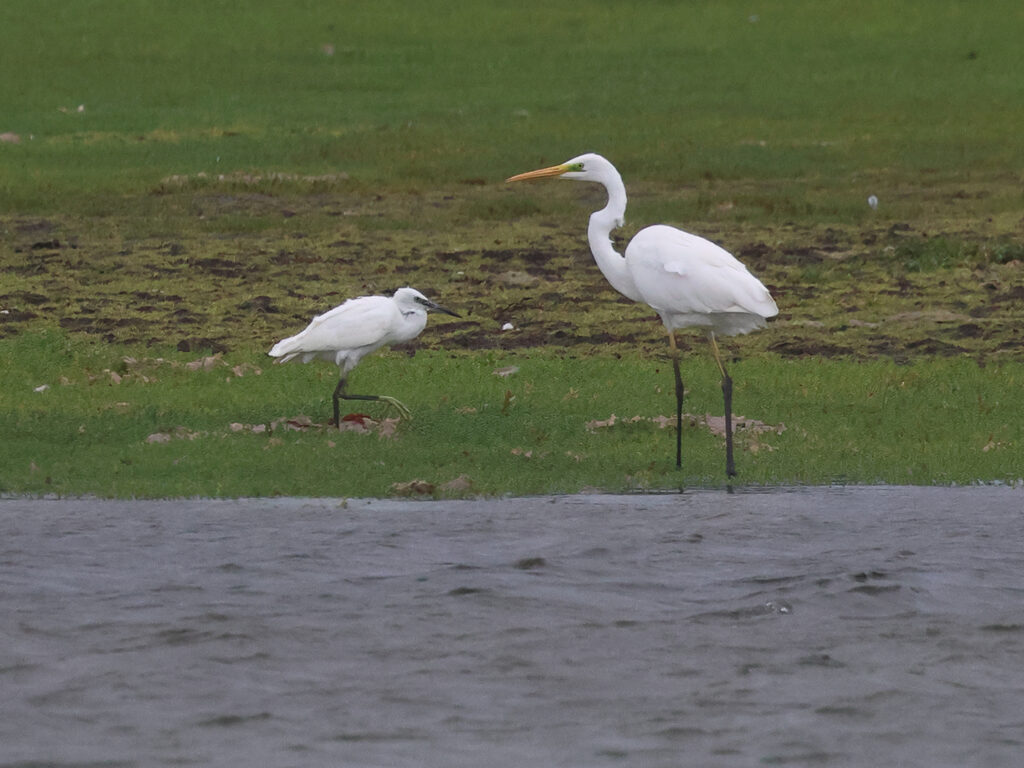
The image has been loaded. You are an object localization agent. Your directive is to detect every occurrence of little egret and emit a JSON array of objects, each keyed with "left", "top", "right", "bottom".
[
  {"left": 269, "top": 287, "right": 459, "bottom": 426},
  {"left": 506, "top": 153, "right": 778, "bottom": 476}
]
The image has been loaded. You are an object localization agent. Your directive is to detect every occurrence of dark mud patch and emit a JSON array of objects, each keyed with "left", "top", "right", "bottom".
[
  {"left": 0, "top": 309, "right": 39, "bottom": 324},
  {"left": 954, "top": 323, "right": 984, "bottom": 339},
  {"left": 187, "top": 256, "right": 247, "bottom": 277},
  {"left": 453, "top": 325, "right": 645, "bottom": 351},
  {"left": 905, "top": 338, "right": 968, "bottom": 355},
  {"left": 993, "top": 285, "right": 1024, "bottom": 303},
  {"left": 767, "top": 339, "right": 857, "bottom": 358},
  {"left": 59, "top": 317, "right": 150, "bottom": 333},
  {"left": 1, "top": 291, "right": 51, "bottom": 306},
  {"left": 177, "top": 337, "right": 230, "bottom": 354},
  {"left": 238, "top": 295, "right": 281, "bottom": 314},
  {"left": 270, "top": 249, "right": 324, "bottom": 266},
  {"left": 13, "top": 218, "right": 58, "bottom": 235}
]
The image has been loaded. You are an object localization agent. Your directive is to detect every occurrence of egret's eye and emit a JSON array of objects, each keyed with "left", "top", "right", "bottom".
[{"left": 570, "top": 162, "right": 584, "bottom": 172}]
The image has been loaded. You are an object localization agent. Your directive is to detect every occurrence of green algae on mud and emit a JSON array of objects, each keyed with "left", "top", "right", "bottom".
[{"left": 3, "top": 176, "right": 1024, "bottom": 362}]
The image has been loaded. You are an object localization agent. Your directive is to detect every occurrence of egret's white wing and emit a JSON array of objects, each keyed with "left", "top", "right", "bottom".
[
  {"left": 627, "top": 225, "right": 778, "bottom": 320},
  {"left": 271, "top": 295, "right": 396, "bottom": 357}
]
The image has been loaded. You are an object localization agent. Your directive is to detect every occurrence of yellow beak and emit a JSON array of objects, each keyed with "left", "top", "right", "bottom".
[{"left": 505, "top": 163, "right": 569, "bottom": 183}]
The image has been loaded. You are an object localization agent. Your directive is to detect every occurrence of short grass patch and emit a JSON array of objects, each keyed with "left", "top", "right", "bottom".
[
  {"left": 2, "top": 1, "right": 1024, "bottom": 211},
  {"left": 1, "top": 331, "right": 1021, "bottom": 497}
]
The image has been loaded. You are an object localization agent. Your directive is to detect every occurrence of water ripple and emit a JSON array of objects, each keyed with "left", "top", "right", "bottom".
[{"left": 0, "top": 486, "right": 1022, "bottom": 767}]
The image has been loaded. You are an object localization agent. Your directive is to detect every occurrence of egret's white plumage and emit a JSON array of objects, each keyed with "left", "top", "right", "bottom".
[
  {"left": 507, "top": 153, "right": 777, "bottom": 475},
  {"left": 627, "top": 224, "right": 777, "bottom": 335},
  {"left": 269, "top": 287, "right": 459, "bottom": 424},
  {"left": 271, "top": 288, "right": 432, "bottom": 370}
]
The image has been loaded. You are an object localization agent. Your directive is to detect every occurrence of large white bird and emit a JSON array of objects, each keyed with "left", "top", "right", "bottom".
[
  {"left": 269, "top": 287, "right": 459, "bottom": 426},
  {"left": 506, "top": 153, "right": 778, "bottom": 476}
]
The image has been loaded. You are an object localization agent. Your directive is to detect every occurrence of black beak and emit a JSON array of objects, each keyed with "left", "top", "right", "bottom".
[
  {"left": 432, "top": 302, "right": 461, "bottom": 319},
  {"left": 421, "top": 297, "right": 461, "bottom": 318}
]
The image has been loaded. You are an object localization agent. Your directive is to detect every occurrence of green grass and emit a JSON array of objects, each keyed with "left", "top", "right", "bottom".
[
  {"left": 1, "top": 330, "right": 1021, "bottom": 497},
  {"left": 2, "top": 1, "right": 1023, "bottom": 496},
  {"left": 2, "top": 1, "right": 1023, "bottom": 212}
]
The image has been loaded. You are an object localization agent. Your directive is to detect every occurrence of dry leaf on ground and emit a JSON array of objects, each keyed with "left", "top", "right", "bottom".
[
  {"left": 391, "top": 479, "right": 435, "bottom": 496},
  {"left": 585, "top": 414, "right": 618, "bottom": 431},
  {"left": 185, "top": 353, "right": 225, "bottom": 371},
  {"left": 440, "top": 474, "right": 473, "bottom": 492},
  {"left": 270, "top": 414, "right": 316, "bottom": 432},
  {"left": 253, "top": 414, "right": 401, "bottom": 437},
  {"left": 586, "top": 412, "right": 786, "bottom": 438},
  {"left": 145, "top": 427, "right": 201, "bottom": 444},
  {"left": 702, "top": 414, "right": 787, "bottom": 438},
  {"left": 373, "top": 417, "right": 401, "bottom": 438},
  {"left": 231, "top": 363, "right": 262, "bottom": 377}
]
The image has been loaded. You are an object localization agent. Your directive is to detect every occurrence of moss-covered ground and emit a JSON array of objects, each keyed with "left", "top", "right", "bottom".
[{"left": 3, "top": 176, "right": 1022, "bottom": 363}]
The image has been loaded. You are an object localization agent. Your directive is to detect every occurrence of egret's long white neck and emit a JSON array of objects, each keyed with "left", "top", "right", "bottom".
[{"left": 586, "top": 170, "right": 643, "bottom": 302}]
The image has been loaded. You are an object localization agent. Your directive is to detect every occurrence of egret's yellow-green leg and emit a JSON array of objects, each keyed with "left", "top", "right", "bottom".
[{"left": 332, "top": 377, "right": 411, "bottom": 427}]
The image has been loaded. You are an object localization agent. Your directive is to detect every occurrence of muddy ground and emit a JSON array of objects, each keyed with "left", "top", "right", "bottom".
[{"left": 2, "top": 185, "right": 1022, "bottom": 363}]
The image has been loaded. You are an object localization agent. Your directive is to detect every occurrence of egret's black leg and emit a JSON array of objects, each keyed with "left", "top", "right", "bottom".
[
  {"left": 332, "top": 376, "right": 347, "bottom": 428},
  {"left": 722, "top": 371, "right": 735, "bottom": 478},
  {"left": 332, "top": 376, "right": 412, "bottom": 424},
  {"left": 669, "top": 331, "right": 684, "bottom": 469},
  {"left": 709, "top": 333, "right": 737, "bottom": 478}
]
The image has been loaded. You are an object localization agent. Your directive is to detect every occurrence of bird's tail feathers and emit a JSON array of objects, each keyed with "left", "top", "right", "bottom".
[{"left": 268, "top": 335, "right": 303, "bottom": 361}]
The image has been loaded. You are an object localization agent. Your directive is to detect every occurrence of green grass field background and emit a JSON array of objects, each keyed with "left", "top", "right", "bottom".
[{"left": 3, "top": 1, "right": 1023, "bottom": 207}]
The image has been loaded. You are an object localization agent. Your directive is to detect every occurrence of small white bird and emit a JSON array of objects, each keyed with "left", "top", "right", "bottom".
[
  {"left": 507, "top": 153, "right": 778, "bottom": 476},
  {"left": 868, "top": 195, "right": 879, "bottom": 210},
  {"left": 269, "top": 287, "right": 459, "bottom": 426}
]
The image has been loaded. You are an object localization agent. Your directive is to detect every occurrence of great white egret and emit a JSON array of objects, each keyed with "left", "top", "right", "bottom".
[
  {"left": 269, "top": 287, "right": 460, "bottom": 426},
  {"left": 506, "top": 153, "right": 778, "bottom": 476}
]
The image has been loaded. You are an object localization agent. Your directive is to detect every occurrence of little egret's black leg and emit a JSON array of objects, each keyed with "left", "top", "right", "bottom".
[
  {"left": 722, "top": 373, "right": 735, "bottom": 478},
  {"left": 709, "top": 333, "right": 736, "bottom": 478},
  {"left": 332, "top": 376, "right": 347, "bottom": 428},
  {"left": 331, "top": 375, "right": 411, "bottom": 427},
  {"left": 668, "top": 331, "right": 684, "bottom": 469}
]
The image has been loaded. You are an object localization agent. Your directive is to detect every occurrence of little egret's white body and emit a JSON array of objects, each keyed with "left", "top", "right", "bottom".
[
  {"left": 506, "top": 153, "right": 778, "bottom": 475},
  {"left": 269, "top": 287, "right": 459, "bottom": 425}
]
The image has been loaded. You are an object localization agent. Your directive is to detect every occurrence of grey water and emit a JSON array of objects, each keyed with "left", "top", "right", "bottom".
[{"left": 1, "top": 486, "right": 1023, "bottom": 768}]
